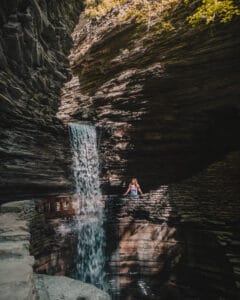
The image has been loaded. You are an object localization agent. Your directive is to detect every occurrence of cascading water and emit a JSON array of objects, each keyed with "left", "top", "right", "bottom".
[
  {"left": 69, "top": 123, "right": 107, "bottom": 290},
  {"left": 69, "top": 123, "right": 101, "bottom": 212}
]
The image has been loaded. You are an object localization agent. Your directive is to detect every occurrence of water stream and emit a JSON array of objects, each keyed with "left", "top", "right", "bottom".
[
  {"left": 68, "top": 123, "right": 107, "bottom": 290},
  {"left": 69, "top": 123, "right": 101, "bottom": 212}
]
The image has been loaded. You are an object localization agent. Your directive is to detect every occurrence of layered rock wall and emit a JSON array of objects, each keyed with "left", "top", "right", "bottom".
[
  {"left": 0, "top": 200, "right": 35, "bottom": 299},
  {"left": 105, "top": 151, "right": 240, "bottom": 299},
  {"left": 59, "top": 2, "right": 240, "bottom": 192},
  {"left": 0, "top": 0, "right": 83, "bottom": 199}
]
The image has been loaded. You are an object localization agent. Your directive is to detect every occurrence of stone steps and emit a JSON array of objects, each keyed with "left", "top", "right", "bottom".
[{"left": 0, "top": 201, "right": 35, "bottom": 300}]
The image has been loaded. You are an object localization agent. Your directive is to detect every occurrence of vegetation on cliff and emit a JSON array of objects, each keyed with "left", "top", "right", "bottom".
[
  {"left": 186, "top": 0, "right": 240, "bottom": 25},
  {"left": 84, "top": 0, "right": 240, "bottom": 27}
]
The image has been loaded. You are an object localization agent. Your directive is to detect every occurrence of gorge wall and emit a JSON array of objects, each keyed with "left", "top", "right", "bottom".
[
  {"left": 1, "top": 0, "right": 239, "bottom": 196},
  {"left": 0, "top": 0, "right": 83, "bottom": 199},
  {"left": 1, "top": 1, "right": 239, "bottom": 298},
  {"left": 58, "top": 1, "right": 240, "bottom": 193}
]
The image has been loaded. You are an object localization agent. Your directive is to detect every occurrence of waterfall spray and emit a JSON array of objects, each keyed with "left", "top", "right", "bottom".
[{"left": 69, "top": 123, "right": 107, "bottom": 290}]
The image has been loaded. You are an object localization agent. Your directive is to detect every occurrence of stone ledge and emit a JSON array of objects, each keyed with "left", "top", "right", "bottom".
[
  {"left": 34, "top": 274, "right": 110, "bottom": 300},
  {"left": 1, "top": 201, "right": 32, "bottom": 213}
]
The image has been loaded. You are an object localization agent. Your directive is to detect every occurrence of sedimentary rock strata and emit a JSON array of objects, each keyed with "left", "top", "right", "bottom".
[
  {"left": 0, "top": 201, "right": 35, "bottom": 300},
  {"left": 0, "top": 0, "right": 83, "bottom": 198},
  {"left": 59, "top": 2, "right": 240, "bottom": 192}
]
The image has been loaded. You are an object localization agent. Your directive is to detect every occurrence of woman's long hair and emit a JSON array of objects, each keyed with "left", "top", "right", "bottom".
[{"left": 131, "top": 178, "right": 139, "bottom": 188}]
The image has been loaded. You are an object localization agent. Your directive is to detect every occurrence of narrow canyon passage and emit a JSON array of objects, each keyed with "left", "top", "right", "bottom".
[{"left": 1, "top": 1, "right": 240, "bottom": 299}]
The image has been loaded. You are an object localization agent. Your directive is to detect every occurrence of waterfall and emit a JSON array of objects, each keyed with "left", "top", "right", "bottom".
[
  {"left": 69, "top": 123, "right": 101, "bottom": 213},
  {"left": 69, "top": 123, "right": 107, "bottom": 290}
]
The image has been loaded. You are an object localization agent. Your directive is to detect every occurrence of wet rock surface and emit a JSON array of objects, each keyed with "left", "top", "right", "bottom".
[{"left": 0, "top": 1, "right": 84, "bottom": 199}]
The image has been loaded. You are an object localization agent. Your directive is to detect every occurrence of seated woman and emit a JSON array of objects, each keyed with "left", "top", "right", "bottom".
[{"left": 124, "top": 178, "right": 143, "bottom": 197}]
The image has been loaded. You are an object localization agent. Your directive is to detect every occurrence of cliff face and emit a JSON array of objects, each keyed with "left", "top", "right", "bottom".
[
  {"left": 106, "top": 151, "right": 240, "bottom": 298},
  {"left": 1, "top": 2, "right": 239, "bottom": 298},
  {"left": 0, "top": 0, "right": 83, "bottom": 198},
  {"left": 58, "top": 3, "right": 240, "bottom": 192},
  {"left": 1, "top": 1, "right": 239, "bottom": 196}
]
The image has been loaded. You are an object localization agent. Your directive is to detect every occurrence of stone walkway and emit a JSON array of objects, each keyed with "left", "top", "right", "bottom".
[{"left": 0, "top": 201, "right": 35, "bottom": 300}]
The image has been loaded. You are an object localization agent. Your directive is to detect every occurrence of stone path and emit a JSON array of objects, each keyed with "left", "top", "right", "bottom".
[{"left": 0, "top": 201, "right": 35, "bottom": 300}]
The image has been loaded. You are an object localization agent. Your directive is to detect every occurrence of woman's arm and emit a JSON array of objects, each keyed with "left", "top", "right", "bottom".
[
  {"left": 124, "top": 185, "right": 130, "bottom": 196},
  {"left": 137, "top": 185, "right": 143, "bottom": 195}
]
